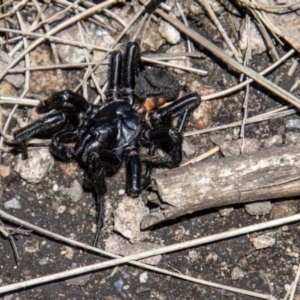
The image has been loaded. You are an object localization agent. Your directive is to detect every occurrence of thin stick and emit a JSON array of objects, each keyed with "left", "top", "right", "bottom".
[
  {"left": 180, "top": 146, "right": 220, "bottom": 167},
  {"left": 0, "top": 27, "right": 112, "bottom": 52},
  {"left": 142, "top": 57, "right": 207, "bottom": 75}
]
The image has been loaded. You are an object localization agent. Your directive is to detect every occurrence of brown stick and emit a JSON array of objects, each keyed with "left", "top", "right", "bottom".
[{"left": 141, "top": 144, "right": 300, "bottom": 229}]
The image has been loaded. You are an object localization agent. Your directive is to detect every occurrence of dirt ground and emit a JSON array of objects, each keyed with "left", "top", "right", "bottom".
[{"left": 1, "top": 0, "right": 300, "bottom": 299}]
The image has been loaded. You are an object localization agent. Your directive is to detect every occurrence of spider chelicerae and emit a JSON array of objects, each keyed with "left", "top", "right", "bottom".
[{"left": 14, "top": 42, "right": 200, "bottom": 246}]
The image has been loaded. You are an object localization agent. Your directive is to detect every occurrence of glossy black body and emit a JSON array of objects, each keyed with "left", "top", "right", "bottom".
[{"left": 14, "top": 43, "right": 200, "bottom": 246}]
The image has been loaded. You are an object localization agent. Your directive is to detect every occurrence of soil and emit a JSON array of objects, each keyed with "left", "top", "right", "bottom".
[{"left": 1, "top": 1, "right": 300, "bottom": 300}]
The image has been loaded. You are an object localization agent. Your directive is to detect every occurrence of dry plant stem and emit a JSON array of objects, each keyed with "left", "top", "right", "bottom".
[
  {"left": 197, "top": 0, "right": 242, "bottom": 63},
  {"left": 254, "top": 9, "right": 284, "bottom": 46},
  {"left": 0, "top": 221, "right": 19, "bottom": 263},
  {"left": 142, "top": 57, "right": 207, "bottom": 75},
  {"left": 0, "top": 0, "right": 123, "bottom": 81},
  {"left": 7, "top": 62, "right": 104, "bottom": 72},
  {"left": 155, "top": 9, "right": 300, "bottom": 109},
  {"left": 0, "top": 28, "right": 112, "bottom": 52},
  {"left": 1, "top": 210, "right": 297, "bottom": 299},
  {"left": 289, "top": 262, "right": 300, "bottom": 300},
  {"left": 287, "top": 58, "right": 299, "bottom": 77},
  {"left": 54, "top": 0, "right": 114, "bottom": 32},
  {"left": 0, "top": 96, "right": 39, "bottom": 106},
  {"left": 0, "top": 0, "right": 28, "bottom": 19},
  {"left": 239, "top": 0, "right": 300, "bottom": 13},
  {"left": 131, "top": 12, "right": 149, "bottom": 42},
  {"left": 250, "top": 9, "right": 279, "bottom": 62},
  {"left": 175, "top": 1, "right": 192, "bottom": 53},
  {"left": 180, "top": 146, "right": 219, "bottom": 167},
  {"left": 240, "top": 14, "right": 251, "bottom": 152}
]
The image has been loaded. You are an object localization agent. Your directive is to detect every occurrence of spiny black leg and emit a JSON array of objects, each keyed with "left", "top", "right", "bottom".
[
  {"left": 141, "top": 145, "right": 155, "bottom": 189},
  {"left": 85, "top": 150, "right": 121, "bottom": 246},
  {"left": 39, "top": 90, "right": 90, "bottom": 113},
  {"left": 73, "top": 131, "right": 92, "bottom": 158},
  {"left": 125, "top": 147, "right": 141, "bottom": 197},
  {"left": 14, "top": 110, "right": 81, "bottom": 143},
  {"left": 51, "top": 129, "right": 80, "bottom": 161},
  {"left": 123, "top": 43, "right": 141, "bottom": 105},
  {"left": 156, "top": 92, "right": 200, "bottom": 132},
  {"left": 143, "top": 126, "right": 182, "bottom": 168},
  {"left": 108, "top": 50, "right": 122, "bottom": 101}
]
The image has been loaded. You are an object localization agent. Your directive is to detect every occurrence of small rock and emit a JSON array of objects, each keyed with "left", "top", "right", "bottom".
[
  {"left": 0, "top": 51, "right": 25, "bottom": 88},
  {"left": 284, "top": 132, "right": 300, "bottom": 144},
  {"left": 245, "top": 201, "right": 272, "bottom": 216},
  {"left": 218, "top": 207, "right": 234, "bottom": 216},
  {"left": 114, "top": 195, "right": 149, "bottom": 242},
  {"left": 0, "top": 165, "right": 10, "bottom": 177},
  {"left": 139, "top": 272, "right": 148, "bottom": 283},
  {"left": 220, "top": 138, "right": 260, "bottom": 157},
  {"left": 285, "top": 119, "right": 300, "bottom": 129},
  {"left": 60, "top": 246, "right": 74, "bottom": 260},
  {"left": 270, "top": 201, "right": 298, "bottom": 219},
  {"left": 251, "top": 235, "right": 275, "bottom": 249},
  {"left": 231, "top": 267, "right": 244, "bottom": 280},
  {"left": 67, "top": 180, "right": 83, "bottom": 202},
  {"left": 158, "top": 20, "right": 180, "bottom": 45},
  {"left": 38, "top": 257, "right": 49, "bottom": 265},
  {"left": 141, "top": 25, "right": 165, "bottom": 52},
  {"left": 65, "top": 274, "right": 90, "bottom": 286},
  {"left": 188, "top": 250, "right": 199, "bottom": 263},
  {"left": 182, "top": 140, "right": 196, "bottom": 157},
  {"left": 104, "top": 233, "right": 162, "bottom": 265},
  {"left": 114, "top": 279, "right": 123, "bottom": 293},
  {"left": 261, "top": 135, "right": 283, "bottom": 148},
  {"left": 4, "top": 197, "right": 21, "bottom": 209},
  {"left": 14, "top": 148, "right": 54, "bottom": 183},
  {"left": 57, "top": 205, "right": 67, "bottom": 214}
]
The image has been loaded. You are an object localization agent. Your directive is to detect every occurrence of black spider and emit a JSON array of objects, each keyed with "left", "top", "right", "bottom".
[{"left": 14, "top": 43, "right": 200, "bottom": 246}]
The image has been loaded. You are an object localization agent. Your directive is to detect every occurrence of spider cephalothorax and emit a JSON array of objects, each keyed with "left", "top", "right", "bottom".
[{"left": 14, "top": 43, "right": 200, "bottom": 246}]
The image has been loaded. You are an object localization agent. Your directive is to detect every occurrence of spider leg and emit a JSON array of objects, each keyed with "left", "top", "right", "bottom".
[
  {"left": 141, "top": 144, "right": 155, "bottom": 189},
  {"left": 108, "top": 50, "right": 122, "bottom": 101},
  {"left": 124, "top": 146, "right": 141, "bottom": 197},
  {"left": 123, "top": 42, "right": 142, "bottom": 105},
  {"left": 39, "top": 90, "right": 91, "bottom": 112},
  {"left": 85, "top": 150, "right": 121, "bottom": 247},
  {"left": 14, "top": 110, "right": 81, "bottom": 159},
  {"left": 143, "top": 126, "right": 182, "bottom": 168},
  {"left": 156, "top": 92, "right": 200, "bottom": 133},
  {"left": 51, "top": 129, "right": 80, "bottom": 161}
]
